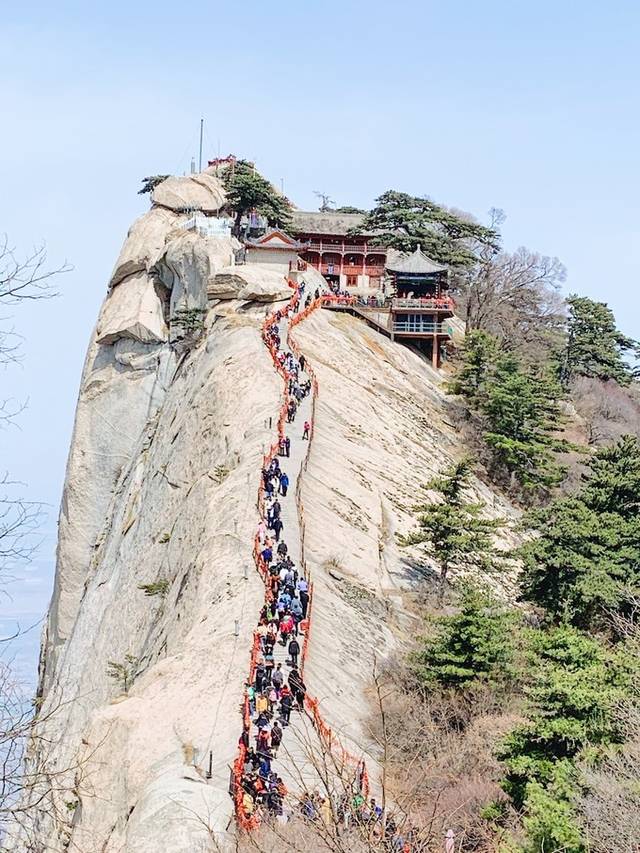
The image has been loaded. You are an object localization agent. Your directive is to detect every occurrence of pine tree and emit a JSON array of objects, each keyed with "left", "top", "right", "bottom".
[
  {"left": 401, "top": 459, "right": 502, "bottom": 597},
  {"left": 447, "top": 329, "right": 500, "bottom": 401},
  {"left": 222, "top": 160, "right": 292, "bottom": 235},
  {"left": 138, "top": 175, "right": 170, "bottom": 195},
  {"left": 358, "top": 191, "right": 500, "bottom": 266},
  {"left": 519, "top": 435, "right": 640, "bottom": 628},
  {"left": 497, "top": 626, "right": 633, "bottom": 852},
  {"left": 560, "top": 295, "right": 639, "bottom": 387},
  {"left": 411, "top": 582, "right": 515, "bottom": 689},
  {"left": 481, "top": 355, "right": 570, "bottom": 491}
]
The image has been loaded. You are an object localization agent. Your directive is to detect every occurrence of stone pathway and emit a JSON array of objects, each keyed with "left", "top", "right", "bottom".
[{"left": 239, "top": 291, "right": 330, "bottom": 817}]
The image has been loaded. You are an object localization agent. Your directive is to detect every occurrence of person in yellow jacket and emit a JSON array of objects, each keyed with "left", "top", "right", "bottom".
[
  {"left": 256, "top": 692, "right": 269, "bottom": 715},
  {"left": 243, "top": 791, "right": 254, "bottom": 816}
]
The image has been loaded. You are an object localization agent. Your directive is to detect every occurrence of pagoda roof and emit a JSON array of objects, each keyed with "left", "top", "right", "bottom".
[
  {"left": 245, "top": 228, "right": 303, "bottom": 250},
  {"left": 290, "top": 210, "right": 374, "bottom": 237},
  {"left": 385, "top": 246, "right": 447, "bottom": 275}
]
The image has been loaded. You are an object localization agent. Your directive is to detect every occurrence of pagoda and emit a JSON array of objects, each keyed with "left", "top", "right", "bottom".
[{"left": 384, "top": 246, "right": 454, "bottom": 366}]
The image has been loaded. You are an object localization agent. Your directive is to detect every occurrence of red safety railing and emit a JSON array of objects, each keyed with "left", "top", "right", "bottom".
[{"left": 233, "top": 280, "right": 369, "bottom": 830}]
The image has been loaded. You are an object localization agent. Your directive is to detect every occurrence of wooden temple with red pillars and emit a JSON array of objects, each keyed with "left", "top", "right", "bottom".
[
  {"left": 385, "top": 246, "right": 454, "bottom": 367},
  {"left": 290, "top": 211, "right": 387, "bottom": 289}
]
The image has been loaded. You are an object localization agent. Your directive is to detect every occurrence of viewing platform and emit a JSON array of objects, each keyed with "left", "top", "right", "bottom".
[{"left": 321, "top": 296, "right": 453, "bottom": 366}]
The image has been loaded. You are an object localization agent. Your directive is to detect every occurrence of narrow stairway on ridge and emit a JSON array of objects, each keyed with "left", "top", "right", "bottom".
[{"left": 234, "top": 281, "right": 369, "bottom": 828}]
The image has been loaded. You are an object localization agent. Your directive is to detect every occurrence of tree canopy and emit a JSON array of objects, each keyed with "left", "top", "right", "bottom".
[
  {"left": 450, "top": 332, "right": 570, "bottom": 493},
  {"left": 458, "top": 246, "right": 567, "bottom": 363},
  {"left": 222, "top": 160, "right": 292, "bottom": 234},
  {"left": 411, "top": 582, "right": 515, "bottom": 690},
  {"left": 358, "top": 190, "right": 500, "bottom": 266},
  {"left": 401, "top": 458, "right": 502, "bottom": 595},
  {"left": 519, "top": 434, "right": 640, "bottom": 628},
  {"left": 559, "top": 295, "right": 639, "bottom": 387},
  {"left": 497, "top": 625, "right": 634, "bottom": 853},
  {"left": 138, "top": 175, "right": 170, "bottom": 195}
]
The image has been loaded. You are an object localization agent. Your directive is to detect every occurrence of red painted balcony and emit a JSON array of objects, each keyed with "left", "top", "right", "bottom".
[{"left": 304, "top": 241, "right": 386, "bottom": 257}]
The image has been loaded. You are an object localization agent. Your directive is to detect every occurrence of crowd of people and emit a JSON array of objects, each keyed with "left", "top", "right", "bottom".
[
  {"left": 236, "top": 292, "right": 319, "bottom": 825},
  {"left": 235, "top": 280, "right": 414, "bottom": 850}
]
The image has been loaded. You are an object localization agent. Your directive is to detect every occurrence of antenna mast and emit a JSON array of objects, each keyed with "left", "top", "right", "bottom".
[{"left": 198, "top": 118, "right": 204, "bottom": 172}]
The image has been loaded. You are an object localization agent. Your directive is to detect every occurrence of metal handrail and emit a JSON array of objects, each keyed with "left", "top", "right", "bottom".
[
  {"left": 392, "top": 297, "right": 455, "bottom": 310},
  {"left": 303, "top": 242, "right": 386, "bottom": 256},
  {"left": 392, "top": 321, "right": 452, "bottom": 334}
]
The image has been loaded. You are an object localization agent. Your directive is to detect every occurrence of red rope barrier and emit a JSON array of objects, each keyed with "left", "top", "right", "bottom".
[{"left": 233, "top": 279, "right": 370, "bottom": 830}]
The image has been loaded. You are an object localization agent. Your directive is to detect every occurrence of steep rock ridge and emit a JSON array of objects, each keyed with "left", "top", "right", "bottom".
[
  {"left": 28, "top": 309, "right": 282, "bottom": 853},
  {"left": 290, "top": 308, "right": 520, "bottom": 762},
  {"left": 151, "top": 173, "right": 226, "bottom": 214},
  {"left": 44, "top": 173, "right": 231, "bottom": 677},
  {"left": 22, "top": 175, "right": 526, "bottom": 851}
]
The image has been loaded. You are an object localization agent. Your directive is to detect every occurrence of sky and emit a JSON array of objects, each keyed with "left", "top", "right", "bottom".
[{"left": 1, "top": 0, "right": 639, "bottom": 682}]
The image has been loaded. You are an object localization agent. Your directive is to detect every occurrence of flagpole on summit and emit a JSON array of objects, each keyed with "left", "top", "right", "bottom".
[{"left": 198, "top": 118, "right": 204, "bottom": 172}]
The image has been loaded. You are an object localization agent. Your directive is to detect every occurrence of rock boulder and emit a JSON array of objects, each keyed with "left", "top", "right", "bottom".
[
  {"left": 152, "top": 174, "right": 226, "bottom": 214},
  {"left": 97, "top": 273, "right": 168, "bottom": 345},
  {"left": 109, "top": 208, "right": 182, "bottom": 289},
  {"left": 209, "top": 265, "right": 292, "bottom": 303}
]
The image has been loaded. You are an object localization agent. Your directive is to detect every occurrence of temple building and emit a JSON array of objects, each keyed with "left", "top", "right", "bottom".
[
  {"left": 385, "top": 246, "right": 454, "bottom": 365},
  {"left": 244, "top": 228, "right": 303, "bottom": 270},
  {"left": 290, "top": 211, "right": 387, "bottom": 289},
  {"left": 321, "top": 244, "right": 455, "bottom": 367}
]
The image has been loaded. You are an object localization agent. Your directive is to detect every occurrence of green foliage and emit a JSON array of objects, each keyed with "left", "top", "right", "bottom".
[
  {"left": 498, "top": 626, "right": 630, "bottom": 802},
  {"left": 450, "top": 331, "right": 570, "bottom": 492},
  {"left": 172, "top": 307, "right": 205, "bottom": 337},
  {"left": 223, "top": 160, "right": 292, "bottom": 233},
  {"left": 138, "top": 175, "right": 170, "bottom": 195},
  {"left": 106, "top": 654, "right": 139, "bottom": 693},
  {"left": 560, "top": 295, "right": 639, "bottom": 387},
  {"left": 358, "top": 190, "right": 500, "bottom": 266},
  {"left": 519, "top": 435, "right": 640, "bottom": 628},
  {"left": 448, "top": 330, "right": 500, "bottom": 400},
  {"left": 496, "top": 625, "right": 635, "bottom": 852},
  {"left": 401, "top": 459, "right": 503, "bottom": 593},
  {"left": 482, "top": 356, "right": 570, "bottom": 491},
  {"left": 138, "top": 579, "right": 169, "bottom": 597},
  {"left": 411, "top": 582, "right": 515, "bottom": 689},
  {"left": 334, "top": 205, "right": 367, "bottom": 214},
  {"left": 520, "top": 773, "right": 585, "bottom": 853}
]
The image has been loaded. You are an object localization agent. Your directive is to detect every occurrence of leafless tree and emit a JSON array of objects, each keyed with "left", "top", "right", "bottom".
[
  {"left": 0, "top": 236, "right": 69, "bottom": 581},
  {"left": 0, "top": 235, "right": 69, "bottom": 365},
  {"left": 455, "top": 228, "right": 567, "bottom": 365},
  {"left": 0, "top": 235, "right": 70, "bottom": 847},
  {"left": 571, "top": 375, "right": 640, "bottom": 446}
]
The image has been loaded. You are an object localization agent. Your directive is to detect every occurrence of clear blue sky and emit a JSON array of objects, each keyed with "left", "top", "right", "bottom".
[{"left": 1, "top": 0, "right": 639, "bottom": 679}]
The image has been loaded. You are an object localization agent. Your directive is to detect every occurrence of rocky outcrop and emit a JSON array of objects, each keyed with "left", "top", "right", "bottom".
[
  {"left": 151, "top": 173, "right": 226, "bottom": 214},
  {"left": 109, "top": 207, "right": 183, "bottom": 288},
  {"left": 209, "top": 265, "right": 293, "bottom": 302},
  {"left": 155, "top": 231, "right": 236, "bottom": 340},
  {"left": 97, "top": 272, "right": 168, "bottom": 344}
]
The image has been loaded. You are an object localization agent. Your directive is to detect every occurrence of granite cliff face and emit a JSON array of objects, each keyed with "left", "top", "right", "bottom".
[{"left": 14, "top": 176, "right": 520, "bottom": 852}]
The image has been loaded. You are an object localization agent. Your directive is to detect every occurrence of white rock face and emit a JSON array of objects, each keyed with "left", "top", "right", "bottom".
[
  {"left": 155, "top": 231, "right": 236, "bottom": 339},
  {"left": 290, "top": 309, "right": 521, "bottom": 762},
  {"left": 109, "top": 207, "right": 183, "bottom": 288},
  {"left": 152, "top": 173, "right": 226, "bottom": 214},
  {"left": 97, "top": 272, "right": 168, "bottom": 344}
]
